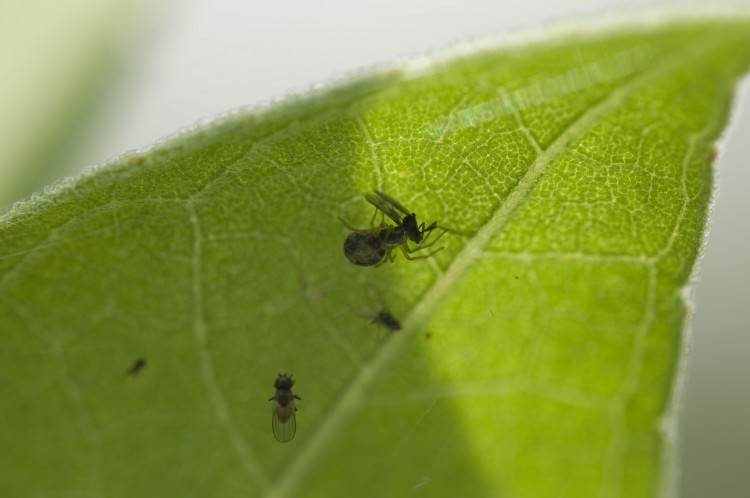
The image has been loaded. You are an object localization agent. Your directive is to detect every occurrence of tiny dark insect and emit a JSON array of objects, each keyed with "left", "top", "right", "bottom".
[
  {"left": 268, "top": 373, "right": 301, "bottom": 443},
  {"left": 370, "top": 309, "right": 401, "bottom": 331},
  {"left": 126, "top": 358, "right": 146, "bottom": 376},
  {"left": 341, "top": 190, "right": 448, "bottom": 266}
]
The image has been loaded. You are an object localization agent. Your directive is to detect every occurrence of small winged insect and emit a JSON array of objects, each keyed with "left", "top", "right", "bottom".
[
  {"left": 268, "top": 373, "right": 301, "bottom": 443},
  {"left": 341, "top": 190, "right": 448, "bottom": 266},
  {"left": 371, "top": 309, "right": 401, "bottom": 331}
]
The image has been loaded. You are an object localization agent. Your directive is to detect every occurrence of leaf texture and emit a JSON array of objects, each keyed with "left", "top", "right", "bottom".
[{"left": 1, "top": 20, "right": 750, "bottom": 498}]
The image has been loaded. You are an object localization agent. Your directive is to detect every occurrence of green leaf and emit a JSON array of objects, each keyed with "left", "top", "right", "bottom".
[{"left": 2, "top": 20, "right": 749, "bottom": 498}]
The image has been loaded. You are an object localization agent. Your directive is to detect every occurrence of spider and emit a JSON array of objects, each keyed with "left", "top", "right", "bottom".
[{"left": 341, "top": 190, "right": 448, "bottom": 266}]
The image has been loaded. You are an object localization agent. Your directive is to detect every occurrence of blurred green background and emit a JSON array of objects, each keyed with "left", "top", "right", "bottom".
[{"left": 1, "top": 1, "right": 748, "bottom": 497}]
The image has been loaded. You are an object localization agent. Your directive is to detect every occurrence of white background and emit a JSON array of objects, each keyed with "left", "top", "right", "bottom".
[{"left": 34, "top": 1, "right": 750, "bottom": 496}]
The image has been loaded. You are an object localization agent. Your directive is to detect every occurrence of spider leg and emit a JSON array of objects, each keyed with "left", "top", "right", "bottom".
[
  {"left": 404, "top": 228, "right": 448, "bottom": 252},
  {"left": 374, "top": 247, "right": 396, "bottom": 267},
  {"left": 338, "top": 216, "right": 361, "bottom": 231},
  {"left": 368, "top": 206, "right": 386, "bottom": 228},
  {"left": 418, "top": 222, "right": 445, "bottom": 245},
  {"left": 400, "top": 244, "right": 445, "bottom": 261}
]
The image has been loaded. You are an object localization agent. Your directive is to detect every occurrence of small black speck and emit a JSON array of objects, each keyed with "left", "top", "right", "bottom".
[{"left": 127, "top": 358, "right": 146, "bottom": 376}]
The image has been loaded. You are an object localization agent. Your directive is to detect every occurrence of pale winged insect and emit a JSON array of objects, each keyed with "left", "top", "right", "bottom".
[
  {"left": 268, "top": 373, "right": 301, "bottom": 443},
  {"left": 340, "top": 190, "right": 448, "bottom": 266}
]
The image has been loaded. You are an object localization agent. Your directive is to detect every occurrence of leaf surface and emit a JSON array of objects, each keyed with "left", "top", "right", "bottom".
[{"left": 1, "top": 20, "right": 750, "bottom": 498}]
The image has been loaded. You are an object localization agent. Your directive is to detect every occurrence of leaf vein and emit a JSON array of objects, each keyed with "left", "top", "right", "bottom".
[{"left": 187, "top": 203, "right": 270, "bottom": 491}]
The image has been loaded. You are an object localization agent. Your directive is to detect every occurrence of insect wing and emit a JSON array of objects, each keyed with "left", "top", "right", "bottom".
[
  {"left": 373, "top": 190, "right": 412, "bottom": 217},
  {"left": 365, "top": 191, "right": 405, "bottom": 225},
  {"left": 271, "top": 402, "right": 297, "bottom": 443}
]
